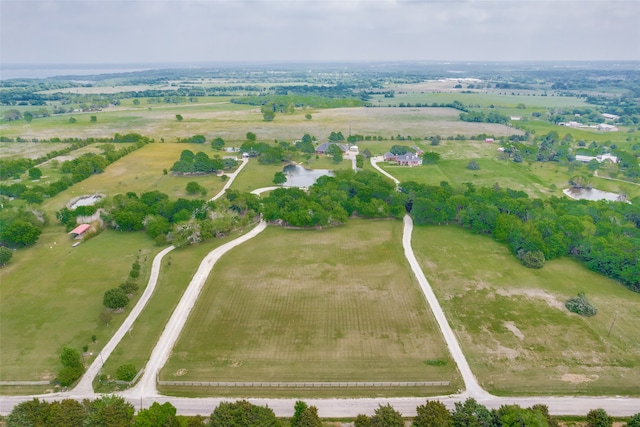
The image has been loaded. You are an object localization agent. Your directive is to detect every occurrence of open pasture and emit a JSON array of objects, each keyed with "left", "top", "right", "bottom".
[
  {"left": 0, "top": 226, "right": 159, "bottom": 384},
  {"left": 411, "top": 225, "right": 640, "bottom": 396},
  {"left": 40, "top": 142, "right": 229, "bottom": 213},
  {"left": 162, "top": 219, "right": 461, "bottom": 395},
  {"left": 0, "top": 142, "right": 71, "bottom": 160}
]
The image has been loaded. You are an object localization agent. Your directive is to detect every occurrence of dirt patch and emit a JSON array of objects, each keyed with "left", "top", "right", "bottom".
[
  {"left": 496, "top": 288, "right": 565, "bottom": 311},
  {"left": 503, "top": 321, "right": 525, "bottom": 340},
  {"left": 175, "top": 368, "right": 188, "bottom": 377},
  {"left": 560, "top": 373, "right": 598, "bottom": 384}
]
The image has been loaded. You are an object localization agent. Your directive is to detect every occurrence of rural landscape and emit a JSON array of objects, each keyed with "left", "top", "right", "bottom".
[{"left": 1, "top": 61, "right": 640, "bottom": 426}]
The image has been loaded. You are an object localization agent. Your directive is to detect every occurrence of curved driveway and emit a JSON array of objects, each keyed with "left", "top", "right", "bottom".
[{"left": 2, "top": 164, "right": 640, "bottom": 417}]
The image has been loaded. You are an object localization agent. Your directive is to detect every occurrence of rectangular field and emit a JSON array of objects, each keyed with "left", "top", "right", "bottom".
[
  {"left": 162, "top": 219, "right": 460, "bottom": 394},
  {"left": 411, "top": 225, "right": 640, "bottom": 396}
]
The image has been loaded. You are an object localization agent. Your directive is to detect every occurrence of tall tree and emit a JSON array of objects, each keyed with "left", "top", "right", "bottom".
[
  {"left": 586, "top": 409, "right": 612, "bottom": 427},
  {"left": 413, "top": 400, "right": 453, "bottom": 427},
  {"left": 370, "top": 404, "right": 404, "bottom": 427},
  {"left": 209, "top": 400, "right": 281, "bottom": 427},
  {"left": 134, "top": 402, "right": 180, "bottom": 427}
]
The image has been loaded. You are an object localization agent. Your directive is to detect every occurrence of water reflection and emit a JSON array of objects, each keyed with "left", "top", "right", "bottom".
[
  {"left": 282, "top": 164, "right": 334, "bottom": 187},
  {"left": 563, "top": 188, "right": 626, "bottom": 202}
]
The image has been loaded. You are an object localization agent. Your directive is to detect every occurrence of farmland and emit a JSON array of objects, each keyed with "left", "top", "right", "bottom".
[
  {"left": 1, "top": 62, "right": 639, "bottom": 400},
  {"left": 161, "top": 219, "right": 461, "bottom": 396}
]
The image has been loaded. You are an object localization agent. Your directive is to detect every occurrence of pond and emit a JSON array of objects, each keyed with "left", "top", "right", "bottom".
[
  {"left": 563, "top": 187, "right": 627, "bottom": 202},
  {"left": 282, "top": 164, "right": 334, "bottom": 188},
  {"left": 68, "top": 194, "right": 104, "bottom": 209}
]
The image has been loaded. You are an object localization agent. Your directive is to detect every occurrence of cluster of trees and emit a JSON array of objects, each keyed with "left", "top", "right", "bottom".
[
  {"left": 402, "top": 181, "right": 640, "bottom": 291},
  {"left": 7, "top": 396, "right": 640, "bottom": 427},
  {"left": 0, "top": 207, "right": 44, "bottom": 249},
  {"left": 262, "top": 170, "right": 405, "bottom": 227},
  {"left": 57, "top": 347, "right": 85, "bottom": 387},
  {"left": 61, "top": 189, "right": 261, "bottom": 247},
  {"left": 459, "top": 110, "right": 510, "bottom": 124},
  {"left": 231, "top": 93, "right": 365, "bottom": 110},
  {"left": 177, "top": 134, "right": 206, "bottom": 144},
  {"left": 170, "top": 150, "right": 233, "bottom": 174},
  {"left": 0, "top": 137, "right": 150, "bottom": 204}
]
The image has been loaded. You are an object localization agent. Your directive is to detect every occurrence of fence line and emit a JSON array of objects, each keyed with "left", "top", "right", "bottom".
[
  {"left": 0, "top": 381, "right": 50, "bottom": 386},
  {"left": 157, "top": 380, "right": 449, "bottom": 388}
]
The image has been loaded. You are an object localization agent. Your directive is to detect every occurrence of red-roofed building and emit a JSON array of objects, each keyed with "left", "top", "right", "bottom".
[{"left": 69, "top": 224, "right": 91, "bottom": 239}]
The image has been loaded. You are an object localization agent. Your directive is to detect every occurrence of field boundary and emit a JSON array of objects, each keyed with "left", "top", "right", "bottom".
[
  {"left": 157, "top": 380, "right": 450, "bottom": 388},
  {"left": 0, "top": 381, "right": 50, "bottom": 386}
]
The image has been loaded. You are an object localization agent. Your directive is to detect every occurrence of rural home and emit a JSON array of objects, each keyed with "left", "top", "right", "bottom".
[
  {"left": 575, "top": 153, "right": 618, "bottom": 164},
  {"left": 316, "top": 142, "right": 348, "bottom": 154},
  {"left": 597, "top": 123, "right": 618, "bottom": 132},
  {"left": 68, "top": 224, "right": 91, "bottom": 239},
  {"left": 396, "top": 153, "right": 422, "bottom": 166}
]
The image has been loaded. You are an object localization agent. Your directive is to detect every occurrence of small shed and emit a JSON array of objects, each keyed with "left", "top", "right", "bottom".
[
  {"left": 485, "top": 138, "right": 495, "bottom": 143},
  {"left": 69, "top": 224, "right": 91, "bottom": 239}
]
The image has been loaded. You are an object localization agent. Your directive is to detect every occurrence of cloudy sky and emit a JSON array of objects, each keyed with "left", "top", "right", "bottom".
[{"left": 1, "top": 0, "right": 639, "bottom": 65}]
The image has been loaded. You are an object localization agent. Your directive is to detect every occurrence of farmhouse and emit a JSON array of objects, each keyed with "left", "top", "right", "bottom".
[
  {"left": 68, "top": 224, "right": 91, "bottom": 239},
  {"left": 597, "top": 123, "right": 618, "bottom": 132},
  {"left": 383, "top": 152, "right": 422, "bottom": 166},
  {"left": 575, "top": 153, "right": 618, "bottom": 164},
  {"left": 315, "top": 142, "right": 348, "bottom": 154},
  {"left": 602, "top": 113, "right": 620, "bottom": 121}
]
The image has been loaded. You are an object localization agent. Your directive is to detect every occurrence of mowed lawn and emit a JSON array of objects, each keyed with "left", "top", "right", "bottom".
[
  {"left": 163, "top": 219, "right": 460, "bottom": 390},
  {"left": 411, "top": 225, "right": 640, "bottom": 396},
  {"left": 0, "top": 226, "right": 159, "bottom": 382}
]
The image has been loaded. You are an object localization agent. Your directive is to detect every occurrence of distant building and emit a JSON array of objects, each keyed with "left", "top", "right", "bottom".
[
  {"left": 485, "top": 138, "right": 495, "bottom": 143},
  {"left": 597, "top": 123, "right": 618, "bottom": 132},
  {"left": 316, "top": 142, "right": 347, "bottom": 154},
  {"left": 575, "top": 153, "right": 618, "bottom": 164},
  {"left": 602, "top": 113, "right": 620, "bottom": 121},
  {"left": 396, "top": 153, "right": 422, "bottom": 167}
]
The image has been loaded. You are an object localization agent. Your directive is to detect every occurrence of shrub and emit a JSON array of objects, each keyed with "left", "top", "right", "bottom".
[
  {"left": 119, "top": 281, "right": 139, "bottom": 294},
  {"left": 57, "top": 365, "right": 84, "bottom": 386},
  {"left": 517, "top": 249, "right": 545, "bottom": 269},
  {"left": 129, "top": 269, "right": 140, "bottom": 279},
  {"left": 565, "top": 292, "right": 597, "bottom": 317},
  {"left": 0, "top": 246, "right": 13, "bottom": 267},
  {"left": 467, "top": 159, "right": 480, "bottom": 170},
  {"left": 116, "top": 363, "right": 137, "bottom": 382},
  {"left": 103, "top": 287, "right": 129, "bottom": 309}
]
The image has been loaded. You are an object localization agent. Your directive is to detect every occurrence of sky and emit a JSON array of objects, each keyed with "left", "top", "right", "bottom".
[{"left": 1, "top": 0, "right": 639, "bottom": 66}]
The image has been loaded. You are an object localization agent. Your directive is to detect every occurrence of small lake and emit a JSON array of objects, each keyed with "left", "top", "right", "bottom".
[
  {"left": 563, "top": 188, "right": 626, "bottom": 202},
  {"left": 282, "top": 164, "right": 334, "bottom": 187},
  {"left": 68, "top": 194, "right": 104, "bottom": 209}
]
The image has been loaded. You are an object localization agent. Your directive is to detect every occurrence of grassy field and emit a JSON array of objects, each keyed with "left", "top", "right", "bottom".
[
  {"left": 0, "top": 226, "right": 159, "bottom": 384},
  {"left": 96, "top": 230, "right": 247, "bottom": 390},
  {"left": 39, "top": 142, "right": 229, "bottom": 214},
  {"left": 0, "top": 142, "right": 71, "bottom": 159},
  {"left": 161, "top": 219, "right": 461, "bottom": 395},
  {"left": 411, "top": 225, "right": 640, "bottom": 396}
]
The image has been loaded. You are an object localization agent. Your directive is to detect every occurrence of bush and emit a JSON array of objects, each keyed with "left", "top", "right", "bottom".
[
  {"left": 467, "top": 159, "right": 480, "bottom": 170},
  {"left": 119, "top": 281, "right": 139, "bottom": 294},
  {"left": 0, "top": 246, "right": 13, "bottom": 267},
  {"left": 517, "top": 250, "right": 545, "bottom": 269},
  {"left": 103, "top": 287, "right": 129, "bottom": 309},
  {"left": 565, "top": 292, "right": 597, "bottom": 317},
  {"left": 57, "top": 365, "right": 84, "bottom": 386},
  {"left": 129, "top": 269, "right": 140, "bottom": 279},
  {"left": 116, "top": 363, "right": 137, "bottom": 382}
]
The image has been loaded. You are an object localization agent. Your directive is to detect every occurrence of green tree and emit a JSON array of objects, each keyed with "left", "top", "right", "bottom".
[
  {"left": 261, "top": 104, "right": 276, "bottom": 121},
  {"left": 47, "top": 399, "right": 87, "bottom": 427},
  {"left": 90, "top": 115, "right": 97, "bottom": 122},
  {"left": 85, "top": 395, "right": 135, "bottom": 427},
  {"left": 209, "top": 400, "right": 281, "bottom": 427},
  {"left": 246, "top": 132, "right": 257, "bottom": 142},
  {"left": 6, "top": 398, "right": 49, "bottom": 427},
  {"left": 497, "top": 404, "right": 548, "bottom": 427},
  {"left": 133, "top": 99, "right": 140, "bottom": 105},
  {"left": 305, "top": 113, "right": 312, "bottom": 120},
  {"left": 586, "top": 409, "right": 612, "bottom": 427},
  {"left": 625, "top": 413, "right": 640, "bottom": 427},
  {"left": 0, "top": 246, "right": 13, "bottom": 267},
  {"left": 370, "top": 404, "right": 404, "bottom": 427},
  {"left": 0, "top": 220, "right": 41, "bottom": 247},
  {"left": 297, "top": 406, "right": 322, "bottom": 427},
  {"left": 176, "top": 114, "right": 183, "bottom": 121},
  {"left": 28, "top": 167, "right": 42, "bottom": 180},
  {"left": 69, "top": 116, "right": 77, "bottom": 123},
  {"left": 186, "top": 181, "right": 206, "bottom": 195},
  {"left": 467, "top": 159, "right": 480, "bottom": 170},
  {"left": 273, "top": 171, "right": 287, "bottom": 185},
  {"left": 58, "top": 346, "right": 84, "bottom": 386},
  {"left": 422, "top": 151, "right": 441, "bottom": 164},
  {"left": 134, "top": 402, "right": 179, "bottom": 427},
  {"left": 103, "top": 287, "right": 129, "bottom": 309},
  {"left": 211, "top": 137, "right": 225, "bottom": 150},
  {"left": 452, "top": 398, "right": 493, "bottom": 427},
  {"left": 413, "top": 400, "right": 453, "bottom": 427},
  {"left": 24, "top": 111, "right": 33, "bottom": 123},
  {"left": 291, "top": 400, "right": 308, "bottom": 427},
  {"left": 354, "top": 414, "right": 372, "bottom": 427},
  {"left": 116, "top": 363, "right": 137, "bottom": 382}
]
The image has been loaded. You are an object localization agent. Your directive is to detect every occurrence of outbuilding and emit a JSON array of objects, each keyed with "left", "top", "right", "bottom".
[{"left": 69, "top": 224, "right": 91, "bottom": 239}]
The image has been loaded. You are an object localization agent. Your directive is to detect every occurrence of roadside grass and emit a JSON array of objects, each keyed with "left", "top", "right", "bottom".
[
  {"left": 411, "top": 225, "right": 640, "bottom": 396},
  {"left": 95, "top": 230, "right": 246, "bottom": 390},
  {"left": 0, "top": 226, "right": 159, "bottom": 384},
  {"left": 40, "top": 142, "right": 228, "bottom": 214},
  {"left": 161, "top": 219, "right": 461, "bottom": 395}
]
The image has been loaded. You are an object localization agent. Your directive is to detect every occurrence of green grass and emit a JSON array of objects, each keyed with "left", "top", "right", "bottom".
[
  {"left": 161, "top": 219, "right": 461, "bottom": 395},
  {"left": 369, "top": 91, "right": 588, "bottom": 108},
  {"left": 95, "top": 229, "right": 247, "bottom": 390},
  {"left": 0, "top": 226, "right": 160, "bottom": 383},
  {"left": 411, "top": 225, "right": 640, "bottom": 396}
]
